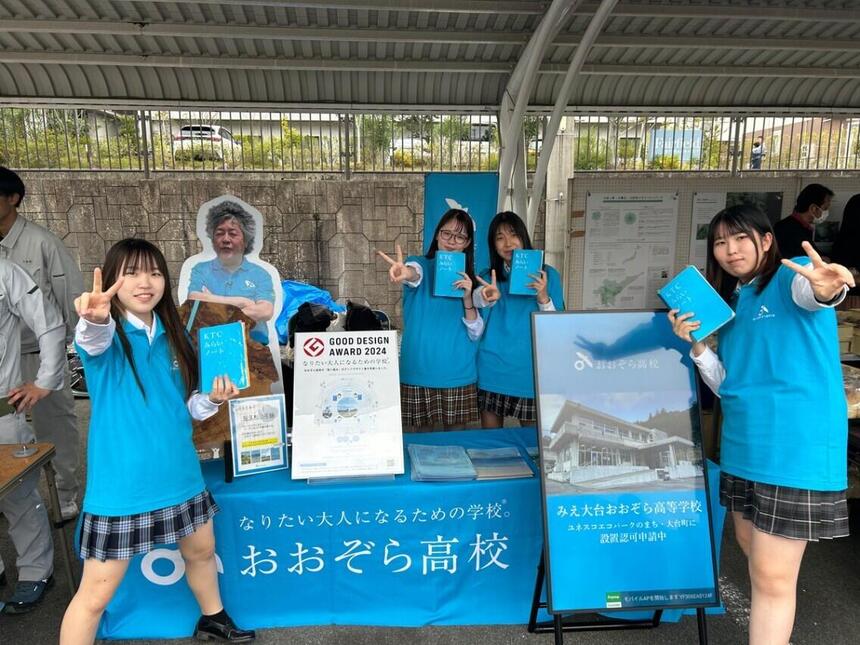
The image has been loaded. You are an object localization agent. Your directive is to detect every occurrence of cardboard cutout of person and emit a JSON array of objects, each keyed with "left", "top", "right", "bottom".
[{"left": 179, "top": 195, "right": 283, "bottom": 380}]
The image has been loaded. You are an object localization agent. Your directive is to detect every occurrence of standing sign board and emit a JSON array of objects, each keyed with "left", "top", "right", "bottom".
[
  {"left": 291, "top": 331, "right": 404, "bottom": 479},
  {"left": 532, "top": 311, "right": 719, "bottom": 613}
]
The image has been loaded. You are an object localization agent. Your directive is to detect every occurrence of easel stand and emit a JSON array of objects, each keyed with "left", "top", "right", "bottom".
[{"left": 528, "top": 556, "right": 708, "bottom": 645}]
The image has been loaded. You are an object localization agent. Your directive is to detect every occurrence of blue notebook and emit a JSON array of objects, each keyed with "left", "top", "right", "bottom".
[
  {"left": 658, "top": 265, "right": 735, "bottom": 342},
  {"left": 433, "top": 251, "right": 467, "bottom": 298},
  {"left": 509, "top": 249, "right": 544, "bottom": 296},
  {"left": 198, "top": 321, "right": 250, "bottom": 393}
]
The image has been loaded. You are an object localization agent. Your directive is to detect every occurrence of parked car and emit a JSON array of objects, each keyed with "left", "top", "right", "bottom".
[{"left": 172, "top": 125, "right": 241, "bottom": 161}]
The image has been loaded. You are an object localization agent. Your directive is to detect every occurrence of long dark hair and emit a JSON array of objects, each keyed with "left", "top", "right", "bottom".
[
  {"left": 706, "top": 205, "right": 781, "bottom": 302},
  {"left": 425, "top": 208, "right": 476, "bottom": 281},
  {"left": 831, "top": 193, "right": 860, "bottom": 271},
  {"left": 102, "top": 238, "right": 198, "bottom": 399},
  {"left": 487, "top": 211, "right": 533, "bottom": 283}
]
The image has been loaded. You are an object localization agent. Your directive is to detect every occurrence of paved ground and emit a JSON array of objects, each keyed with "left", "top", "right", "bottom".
[{"left": 1, "top": 399, "right": 858, "bottom": 644}]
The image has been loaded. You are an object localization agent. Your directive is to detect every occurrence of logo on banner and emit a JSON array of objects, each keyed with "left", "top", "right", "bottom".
[{"left": 303, "top": 337, "right": 325, "bottom": 357}]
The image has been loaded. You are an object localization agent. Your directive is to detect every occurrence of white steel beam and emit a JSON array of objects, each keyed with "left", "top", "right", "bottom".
[
  {"left": 527, "top": 0, "right": 618, "bottom": 234},
  {"left": 1, "top": 51, "right": 857, "bottom": 79},
  {"left": 114, "top": 0, "right": 547, "bottom": 14}
]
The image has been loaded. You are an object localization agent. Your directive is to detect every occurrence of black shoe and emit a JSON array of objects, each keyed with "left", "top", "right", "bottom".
[
  {"left": 193, "top": 613, "right": 255, "bottom": 642},
  {"left": 1, "top": 575, "right": 54, "bottom": 614}
]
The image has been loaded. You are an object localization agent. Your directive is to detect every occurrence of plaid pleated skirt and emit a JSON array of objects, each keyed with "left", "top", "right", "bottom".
[
  {"left": 477, "top": 389, "right": 537, "bottom": 422},
  {"left": 719, "top": 472, "right": 849, "bottom": 541},
  {"left": 400, "top": 383, "right": 479, "bottom": 430},
  {"left": 78, "top": 490, "right": 219, "bottom": 561}
]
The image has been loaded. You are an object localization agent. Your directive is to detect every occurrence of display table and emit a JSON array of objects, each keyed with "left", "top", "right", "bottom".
[
  {"left": 0, "top": 442, "right": 76, "bottom": 596},
  {"left": 98, "top": 428, "right": 723, "bottom": 639}
]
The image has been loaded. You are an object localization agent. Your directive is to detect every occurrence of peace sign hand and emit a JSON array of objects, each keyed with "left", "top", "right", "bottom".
[
  {"left": 782, "top": 241, "right": 856, "bottom": 302},
  {"left": 376, "top": 244, "right": 415, "bottom": 284},
  {"left": 475, "top": 269, "right": 500, "bottom": 304},
  {"left": 74, "top": 267, "right": 124, "bottom": 324}
]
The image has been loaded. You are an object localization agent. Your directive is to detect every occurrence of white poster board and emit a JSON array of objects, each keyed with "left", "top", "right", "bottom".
[
  {"left": 583, "top": 193, "right": 678, "bottom": 309},
  {"left": 689, "top": 193, "right": 726, "bottom": 271},
  {"left": 291, "top": 330, "right": 404, "bottom": 480}
]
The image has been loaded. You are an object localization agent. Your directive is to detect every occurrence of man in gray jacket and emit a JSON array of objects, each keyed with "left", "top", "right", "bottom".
[
  {"left": 0, "top": 258, "right": 64, "bottom": 613},
  {"left": 0, "top": 167, "right": 84, "bottom": 519}
]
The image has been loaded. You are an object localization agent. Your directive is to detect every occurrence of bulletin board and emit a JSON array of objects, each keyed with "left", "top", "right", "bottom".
[{"left": 563, "top": 174, "right": 858, "bottom": 310}]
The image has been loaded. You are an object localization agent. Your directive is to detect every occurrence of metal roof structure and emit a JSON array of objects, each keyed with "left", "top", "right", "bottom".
[{"left": 1, "top": 0, "right": 859, "bottom": 112}]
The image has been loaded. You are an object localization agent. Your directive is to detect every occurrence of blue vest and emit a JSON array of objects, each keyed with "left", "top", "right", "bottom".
[
  {"left": 77, "top": 316, "right": 205, "bottom": 515},
  {"left": 477, "top": 264, "right": 564, "bottom": 398},
  {"left": 399, "top": 255, "right": 479, "bottom": 388},
  {"left": 717, "top": 261, "right": 847, "bottom": 491}
]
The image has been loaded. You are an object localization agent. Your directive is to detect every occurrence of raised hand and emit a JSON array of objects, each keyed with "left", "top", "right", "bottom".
[
  {"left": 527, "top": 269, "right": 549, "bottom": 305},
  {"left": 782, "top": 241, "right": 856, "bottom": 302},
  {"left": 208, "top": 375, "right": 240, "bottom": 405},
  {"left": 74, "top": 268, "right": 124, "bottom": 324},
  {"left": 376, "top": 244, "right": 414, "bottom": 283},
  {"left": 453, "top": 271, "right": 473, "bottom": 294},
  {"left": 667, "top": 309, "right": 702, "bottom": 343},
  {"left": 475, "top": 269, "right": 500, "bottom": 304}
]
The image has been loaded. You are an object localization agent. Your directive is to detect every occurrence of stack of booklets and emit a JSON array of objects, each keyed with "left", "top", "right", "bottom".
[
  {"left": 407, "top": 444, "right": 476, "bottom": 482},
  {"left": 467, "top": 447, "right": 535, "bottom": 480}
]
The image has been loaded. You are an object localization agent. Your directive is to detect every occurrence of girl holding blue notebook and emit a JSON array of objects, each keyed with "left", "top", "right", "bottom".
[
  {"left": 473, "top": 211, "right": 564, "bottom": 428},
  {"left": 377, "top": 208, "right": 483, "bottom": 431},
  {"left": 61, "top": 239, "right": 253, "bottom": 644},
  {"left": 669, "top": 205, "right": 853, "bottom": 645}
]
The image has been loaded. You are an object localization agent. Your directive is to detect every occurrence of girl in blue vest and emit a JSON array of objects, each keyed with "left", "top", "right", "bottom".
[
  {"left": 474, "top": 211, "right": 564, "bottom": 428},
  {"left": 377, "top": 208, "right": 482, "bottom": 431},
  {"left": 60, "top": 239, "right": 254, "bottom": 644},
  {"left": 669, "top": 205, "right": 852, "bottom": 645}
]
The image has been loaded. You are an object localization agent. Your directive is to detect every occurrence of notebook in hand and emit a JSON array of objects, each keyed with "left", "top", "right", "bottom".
[
  {"left": 658, "top": 265, "right": 735, "bottom": 342},
  {"left": 433, "top": 251, "right": 467, "bottom": 298},
  {"left": 198, "top": 321, "right": 250, "bottom": 393},
  {"left": 509, "top": 249, "right": 544, "bottom": 296}
]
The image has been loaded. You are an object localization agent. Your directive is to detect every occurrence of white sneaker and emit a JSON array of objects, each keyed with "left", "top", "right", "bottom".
[{"left": 59, "top": 500, "right": 79, "bottom": 521}]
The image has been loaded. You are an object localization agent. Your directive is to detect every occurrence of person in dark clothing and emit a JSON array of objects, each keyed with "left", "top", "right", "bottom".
[
  {"left": 773, "top": 183, "right": 833, "bottom": 259},
  {"left": 830, "top": 193, "right": 860, "bottom": 302}
]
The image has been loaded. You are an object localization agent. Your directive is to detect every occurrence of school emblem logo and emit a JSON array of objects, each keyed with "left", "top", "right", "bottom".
[
  {"left": 753, "top": 304, "right": 775, "bottom": 321},
  {"left": 303, "top": 337, "right": 325, "bottom": 357}
]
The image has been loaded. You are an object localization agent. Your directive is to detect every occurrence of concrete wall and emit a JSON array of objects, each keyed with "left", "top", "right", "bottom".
[{"left": 17, "top": 172, "right": 426, "bottom": 326}]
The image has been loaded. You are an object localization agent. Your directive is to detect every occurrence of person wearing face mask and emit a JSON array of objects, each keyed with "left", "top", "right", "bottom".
[{"left": 773, "top": 183, "right": 833, "bottom": 260}]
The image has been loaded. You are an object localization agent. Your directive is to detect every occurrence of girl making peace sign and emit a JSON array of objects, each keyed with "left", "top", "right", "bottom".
[
  {"left": 60, "top": 239, "right": 253, "bottom": 644},
  {"left": 669, "top": 205, "right": 852, "bottom": 645},
  {"left": 473, "top": 211, "right": 564, "bottom": 428},
  {"left": 377, "top": 208, "right": 483, "bottom": 431}
]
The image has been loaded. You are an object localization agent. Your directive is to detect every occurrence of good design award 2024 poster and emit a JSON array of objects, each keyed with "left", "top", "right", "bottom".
[{"left": 291, "top": 330, "right": 404, "bottom": 479}]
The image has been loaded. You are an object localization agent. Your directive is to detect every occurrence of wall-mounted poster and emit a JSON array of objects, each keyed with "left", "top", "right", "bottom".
[
  {"left": 690, "top": 192, "right": 784, "bottom": 270},
  {"left": 582, "top": 193, "right": 678, "bottom": 310},
  {"left": 291, "top": 330, "right": 403, "bottom": 480},
  {"left": 532, "top": 310, "right": 719, "bottom": 613}
]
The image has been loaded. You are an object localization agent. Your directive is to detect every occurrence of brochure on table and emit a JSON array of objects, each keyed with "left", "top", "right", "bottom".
[
  {"left": 291, "top": 330, "right": 404, "bottom": 479},
  {"left": 532, "top": 310, "right": 719, "bottom": 613},
  {"left": 228, "top": 394, "right": 288, "bottom": 476}
]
